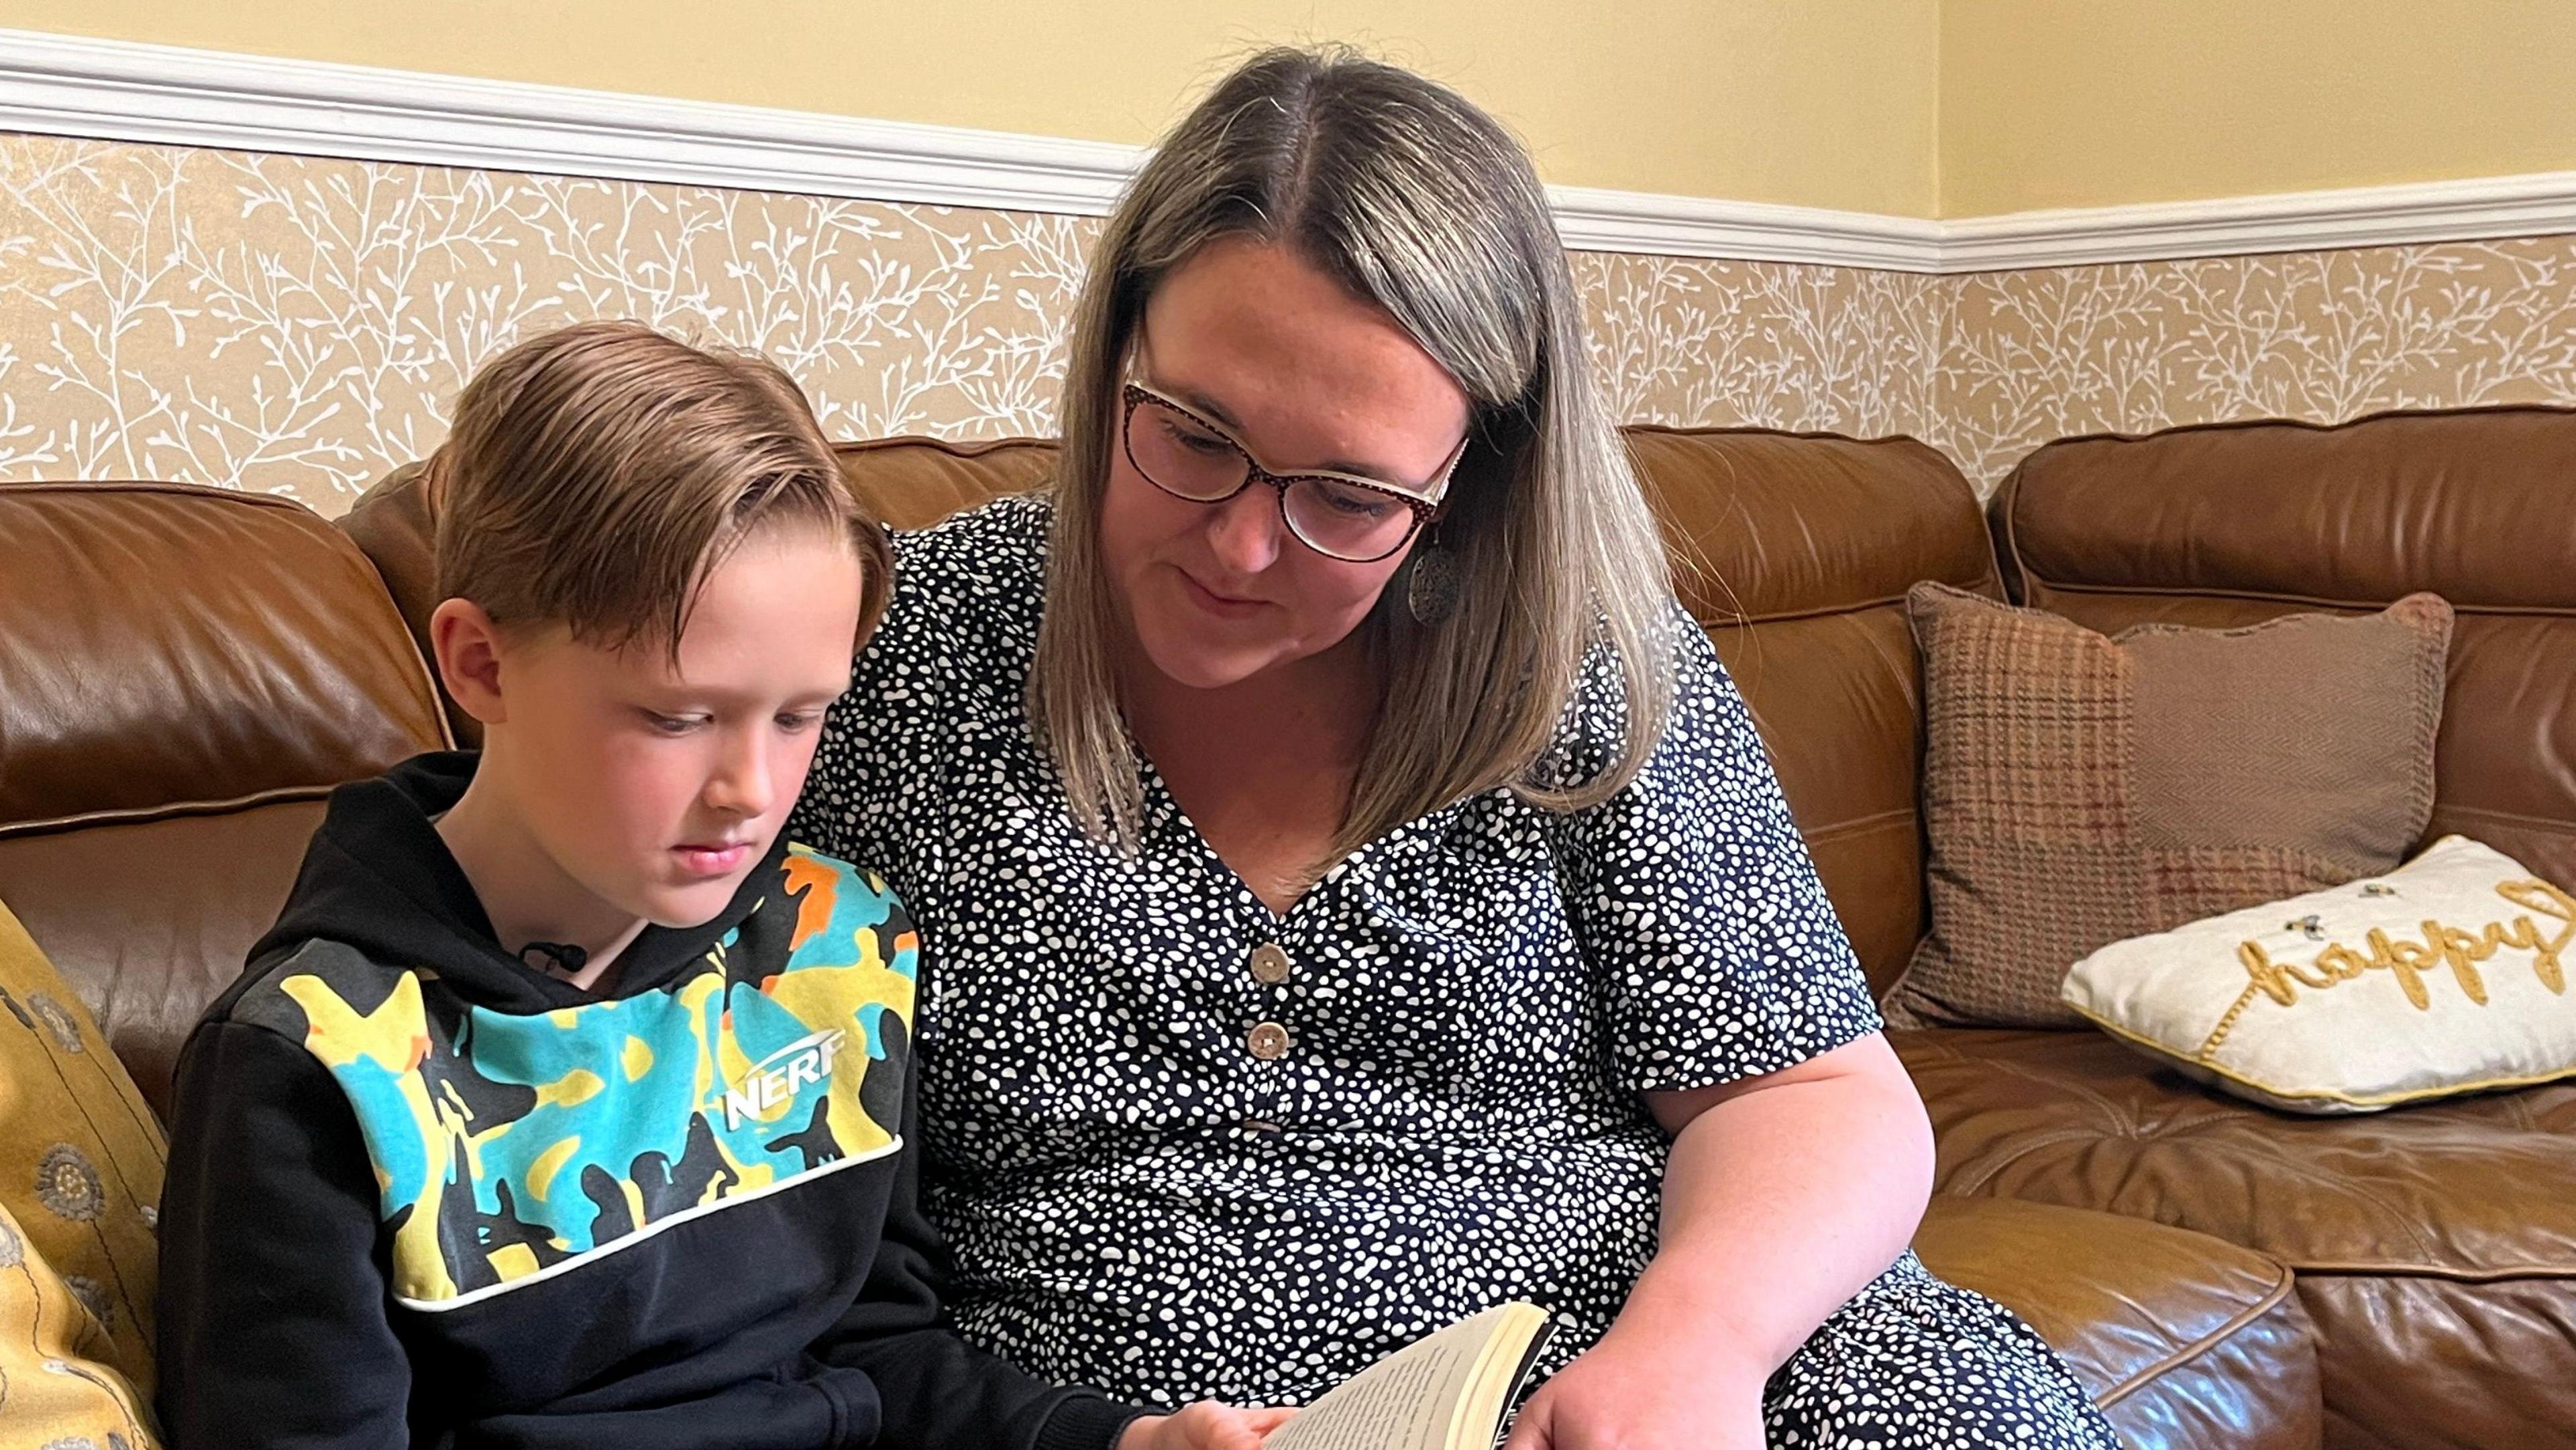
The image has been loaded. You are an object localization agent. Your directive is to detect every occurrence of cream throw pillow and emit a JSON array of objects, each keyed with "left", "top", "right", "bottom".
[{"left": 2062, "top": 835, "right": 2576, "bottom": 1113}]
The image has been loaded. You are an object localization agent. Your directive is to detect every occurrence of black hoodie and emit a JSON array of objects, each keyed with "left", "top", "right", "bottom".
[{"left": 157, "top": 753, "right": 1140, "bottom": 1450}]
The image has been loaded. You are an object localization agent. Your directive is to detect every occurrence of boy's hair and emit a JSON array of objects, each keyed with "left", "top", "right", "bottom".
[{"left": 427, "top": 321, "right": 890, "bottom": 658}]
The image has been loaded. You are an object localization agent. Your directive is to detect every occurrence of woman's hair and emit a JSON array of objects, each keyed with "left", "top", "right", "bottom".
[
  {"left": 1033, "top": 46, "right": 1675, "bottom": 858},
  {"left": 427, "top": 320, "right": 891, "bottom": 658}
]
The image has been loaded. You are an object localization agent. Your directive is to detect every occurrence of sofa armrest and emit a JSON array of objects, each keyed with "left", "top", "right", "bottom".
[{"left": 1913, "top": 1194, "right": 2319, "bottom": 1450}]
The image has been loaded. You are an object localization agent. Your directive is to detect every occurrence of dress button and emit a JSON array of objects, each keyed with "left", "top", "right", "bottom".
[
  {"left": 1248, "top": 942, "right": 1292, "bottom": 985},
  {"left": 1246, "top": 1021, "right": 1291, "bottom": 1059}
]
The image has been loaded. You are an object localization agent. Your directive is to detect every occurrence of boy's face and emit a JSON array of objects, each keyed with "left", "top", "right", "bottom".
[{"left": 483, "top": 524, "right": 865, "bottom": 931}]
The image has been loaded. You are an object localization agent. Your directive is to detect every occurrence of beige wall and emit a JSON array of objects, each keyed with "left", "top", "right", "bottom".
[
  {"left": 1942, "top": 0, "right": 2576, "bottom": 213},
  {"left": 1933, "top": 242, "right": 2576, "bottom": 481},
  {"left": 0, "top": 0, "right": 1942, "bottom": 215},
  {"left": 17, "top": 1, "right": 2576, "bottom": 217}
]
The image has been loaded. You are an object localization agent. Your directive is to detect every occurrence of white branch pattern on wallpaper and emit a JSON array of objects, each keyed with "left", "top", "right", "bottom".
[
  {"left": 1574, "top": 253, "right": 1945, "bottom": 441},
  {"left": 5, "top": 136, "right": 2576, "bottom": 511},
  {"left": 0, "top": 138, "right": 1090, "bottom": 508},
  {"left": 1934, "top": 240, "right": 2576, "bottom": 484}
]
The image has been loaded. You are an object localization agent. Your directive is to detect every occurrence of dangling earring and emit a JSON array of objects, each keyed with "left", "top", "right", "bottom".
[{"left": 1405, "top": 525, "right": 1461, "bottom": 625}]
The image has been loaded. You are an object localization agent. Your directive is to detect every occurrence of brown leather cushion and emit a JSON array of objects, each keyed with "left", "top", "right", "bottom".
[
  {"left": 0, "top": 804, "right": 327, "bottom": 1123},
  {"left": 1627, "top": 428, "right": 2001, "bottom": 995},
  {"left": 336, "top": 461, "right": 468, "bottom": 745},
  {"left": 0, "top": 482, "right": 447, "bottom": 1117},
  {"left": 1914, "top": 1194, "right": 2318, "bottom": 1450},
  {"left": 0, "top": 482, "right": 447, "bottom": 830},
  {"left": 1900, "top": 1026, "right": 2576, "bottom": 1449},
  {"left": 1997, "top": 405, "right": 2576, "bottom": 894},
  {"left": 833, "top": 435, "right": 1059, "bottom": 529}
]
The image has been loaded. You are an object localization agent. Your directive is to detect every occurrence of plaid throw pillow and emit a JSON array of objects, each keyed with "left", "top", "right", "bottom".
[{"left": 1884, "top": 584, "right": 2453, "bottom": 1029}]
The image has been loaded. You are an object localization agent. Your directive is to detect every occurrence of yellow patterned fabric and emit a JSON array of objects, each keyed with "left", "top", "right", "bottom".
[{"left": 0, "top": 896, "right": 164, "bottom": 1447}]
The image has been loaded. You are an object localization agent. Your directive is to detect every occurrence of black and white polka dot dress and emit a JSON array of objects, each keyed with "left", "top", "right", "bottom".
[{"left": 792, "top": 495, "right": 2116, "bottom": 1448}]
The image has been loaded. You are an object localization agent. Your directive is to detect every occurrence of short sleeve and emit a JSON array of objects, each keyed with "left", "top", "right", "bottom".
[
  {"left": 789, "top": 497, "right": 1049, "bottom": 892},
  {"left": 1548, "top": 606, "right": 1882, "bottom": 1094}
]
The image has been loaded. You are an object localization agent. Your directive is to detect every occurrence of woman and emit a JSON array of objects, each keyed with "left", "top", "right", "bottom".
[{"left": 791, "top": 48, "right": 2115, "bottom": 1450}]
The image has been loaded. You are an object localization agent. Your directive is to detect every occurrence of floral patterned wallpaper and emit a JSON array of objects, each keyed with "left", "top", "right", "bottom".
[
  {"left": 1583, "top": 238, "right": 2576, "bottom": 485},
  {"left": 0, "top": 137, "right": 1089, "bottom": 511},
  {"left": 1932, "top": 239, "right": 2576, "bottom": 485},
  {"left": 5, "top": 134, "right": 2575, "bottom": 509},
  {"left": 1574, "top": 251, "right": 1947, "bottom": 442}
]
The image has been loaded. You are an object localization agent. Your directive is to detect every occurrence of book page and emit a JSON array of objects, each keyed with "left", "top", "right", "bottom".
[{"left": 1264, "top": 1305, "right": 1540, "bottom": 1450}]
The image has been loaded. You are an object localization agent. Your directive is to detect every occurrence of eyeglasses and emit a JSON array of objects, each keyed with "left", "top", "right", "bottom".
[{"left": 1119, "top": 381, "right": 1463, "bottom": 563}]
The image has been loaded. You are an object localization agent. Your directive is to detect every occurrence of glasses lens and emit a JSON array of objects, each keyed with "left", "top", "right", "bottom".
[
  {"left": 1127, "top": 395, "right": 1248, "bottom": 501},
  {"left": 1283, "top": 476, "right": 1419, "bottom": 561}
]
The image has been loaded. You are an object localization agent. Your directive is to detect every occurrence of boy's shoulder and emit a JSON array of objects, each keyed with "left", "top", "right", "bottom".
[{"left": 214, "top": 935, "right": 425, "bottom": 1053}]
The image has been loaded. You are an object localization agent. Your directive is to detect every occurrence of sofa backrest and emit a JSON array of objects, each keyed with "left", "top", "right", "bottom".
[
  {"left": 0, "top": 482, "right": 449, "bottom": 1115},
  {"left": 1994, "top": 404, "right": 2576, "bottom": 891},
  {"left": 835, "top": 435, "right": 1064, "bottom": 529}
]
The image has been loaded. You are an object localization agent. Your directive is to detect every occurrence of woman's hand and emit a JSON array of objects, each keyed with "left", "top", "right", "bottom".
[
  {"left": 1116, "top": 1402, "right": 1297, "bottom": 1450},
  {"left": 1500, "top": 1320, "right": 1766, "bottom": 1450}
]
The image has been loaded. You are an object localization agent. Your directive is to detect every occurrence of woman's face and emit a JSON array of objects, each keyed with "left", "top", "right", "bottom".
[{"left": 1100, "top": 237, "right": 1472, "bottom": 693}]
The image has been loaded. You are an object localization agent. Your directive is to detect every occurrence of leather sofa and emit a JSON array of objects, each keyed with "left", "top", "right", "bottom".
[{"left": 4, "top": 405, "right": 2569, "bottom": 1449}]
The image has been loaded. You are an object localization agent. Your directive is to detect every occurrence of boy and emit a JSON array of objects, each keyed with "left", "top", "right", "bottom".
[{"left": 156, "top": 323, "right": 1287, "bottom": 1450}]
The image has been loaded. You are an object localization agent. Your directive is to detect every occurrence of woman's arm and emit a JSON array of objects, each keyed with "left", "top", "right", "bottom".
[
  {"left": 1631, "top": 1032, "right": 1932, "bottom": 1385},
  {"left": 1504, "top": 1034, "right": 1932, "bottom": 1450}
]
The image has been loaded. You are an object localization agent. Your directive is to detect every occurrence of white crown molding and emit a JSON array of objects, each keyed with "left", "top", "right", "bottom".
[
  {"left": 1546, "top": 185, "right": 1944, "bottom": 270},
  {"left": 1938, "top": 171, "right": 2576, "bottom": 272},
  {"left": 1, "top": 28, "right": 2573, "bottom": 274}
]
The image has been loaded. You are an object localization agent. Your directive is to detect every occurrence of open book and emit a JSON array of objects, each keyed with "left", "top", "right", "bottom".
[{"left": 1264, "top": 1302, "right": 1554, "bottom": 1450}]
